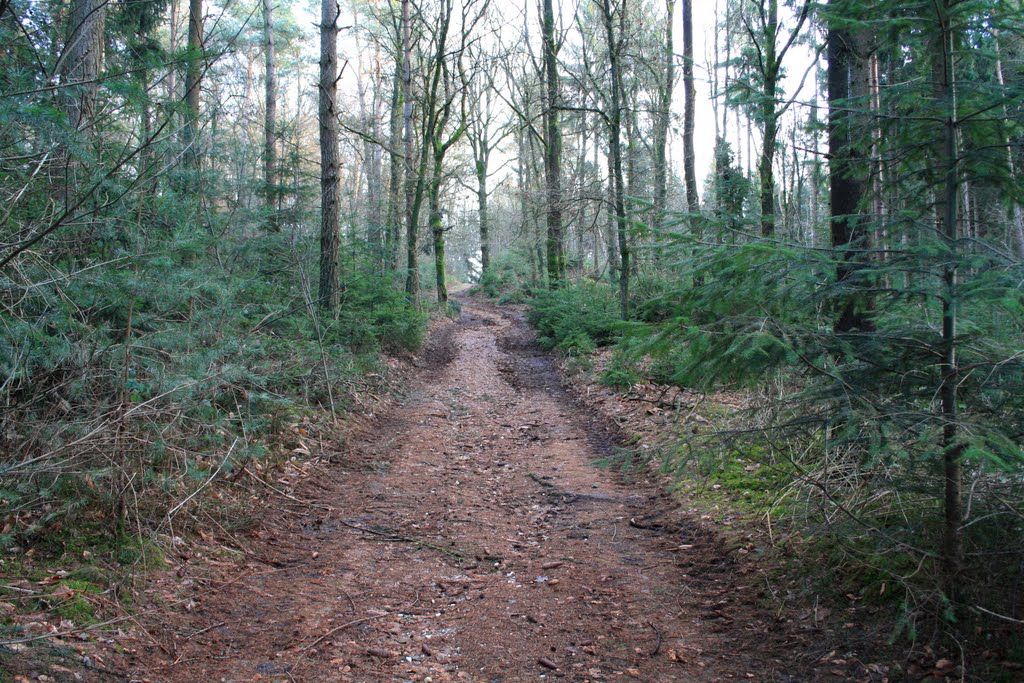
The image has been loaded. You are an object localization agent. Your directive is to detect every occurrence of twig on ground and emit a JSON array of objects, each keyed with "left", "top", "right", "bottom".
[
  {"left": 647, "top": 621, "right": 662, "bottom": 657},
  {"left": 300, "top": 615, "right": 383, "bottom": 652},
  {"left": 165, "top": 438, "right": 239, "bottom": 521},
  {"left": 337, "top": 519, "right": 465, "bottom": 560},
  {"left": 183, "top": 621, "right": 226, "bottom": 640}
]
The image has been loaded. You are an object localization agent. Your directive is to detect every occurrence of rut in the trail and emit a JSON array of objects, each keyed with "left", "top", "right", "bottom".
[{"left": 126, "top": 298, "right": 818, "bottom": 683}]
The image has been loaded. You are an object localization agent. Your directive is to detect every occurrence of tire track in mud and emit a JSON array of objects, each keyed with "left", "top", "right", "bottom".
[{"left": 128, "top": 297, "right": 813, "bottom": 683}]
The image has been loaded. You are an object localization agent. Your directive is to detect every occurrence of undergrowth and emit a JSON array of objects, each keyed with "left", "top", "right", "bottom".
[
  {"left": 0, "top": 225, "right": 427, "bottom": 571},
  {"left": 527, "top": 247, "right": 1024, "bottom": 678}
]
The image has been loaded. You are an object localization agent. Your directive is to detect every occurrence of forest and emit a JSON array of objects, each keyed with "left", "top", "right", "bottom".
[{"left": 1, "top": 0, "right": 1023, "bottom": 679}]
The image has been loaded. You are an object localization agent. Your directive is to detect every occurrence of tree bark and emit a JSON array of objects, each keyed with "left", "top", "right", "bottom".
[
  {"left": 362, "top": 44, "right": 385, "bottom": 268},
  {"left": 994, "top": 31, "right": 1024, "bottom": 259},
  {"left": 541, "top": 0, "right": 564, "bottom": 287},
  {"left": 57, "top": 0, "right": 107, "bottom": 204},
  {"left": 263, "top": 0, "right": 279, "bottom": 229},
  {"left": 475, "top": 143, "right": 490, "bottom": 274},
  {"left": 429, "top": 153, "right": 448, "bottom": 304},
  {"left": 183, "top": 0, "right": 204, "bottom": 169},
  {"left": 601, "top": 0, "right": 629, "bottom": 319},
  {"left": 932, "top": 0, "right": 963, "bottom": 595},
  {"left": 59, "top": 0, "right": 107, "bottom": 133},
  {"left": 828, "top": 19, "right": 874, "bottom": 332},
  {"left": 648, "top": 0, "right": 673, "bottom": 231},
  {"left": 385, "top": 52, "right": 404, "bottom": 271},
  {"left": 318, "top": 0, "right": 341, "bottom": 311},
  {"left": 681, "top": 0, "right": 698, "bottom": 218},
  {"left": 402, "top": 0, "right": 418, "bottom": 300}
]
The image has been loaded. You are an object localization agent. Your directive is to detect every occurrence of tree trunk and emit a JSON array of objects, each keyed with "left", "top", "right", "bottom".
[
  {"left": 828, "top": 14, "right": 875, "bottom": 333},
  {"left": 183, "top": 0, "right": 204, "bottom": 169},
  {"left": 263, "top": 0, "right": 278, "bottom": 229},
  {"left": 994, "top": 31, "right": 1024, "bottom": 259},
  {"left": 430, "top": 153, "right": 448, "bottom": 304},
  {"left": 759, "top": 82, "right": 778, "bottom": 236},
  {"left": 517, "top": 127, "right": 537, "bottom": 285},
  {"left": 318, "top": 0, "right": 341, "bottom": 311},
  {"left": 402, "top": 0, "right": 419, "bottom": 300},
  {"left": 362, "top": 45, "right": 385, "bottom": 269},
  {"left": 541, "top": 0, "right": 564, "bottom": 287},
  {"left": 166, "top": 0, "right": 179, "bottom": 170},
  {"left": 932, "top": 0, "right": 963, "bottom": 595},
  {"left": 681, "top": 0, "right": 698, "bottom": 218},
  {"left": 476, "top": 145, "right": 490, "bottom": 274},
  {"left": 605, "top": 151, "right": 620, "bottom": 283},
  {"left": 59, "top": 0, "right": 107, "bottom": 133},
  {"left": 602, "top": 0, "right": 629, "bottom": 319},
  {"left": 57, "top": 0, "right": 107, "bottom": 204},
  {"left": 385, "top": 52, "right": 404, "bottom": 270}
]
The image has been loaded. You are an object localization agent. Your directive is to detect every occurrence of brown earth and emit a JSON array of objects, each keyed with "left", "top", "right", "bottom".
[{"left": 9, "top": 296, "right": 877, "bottom": 682}]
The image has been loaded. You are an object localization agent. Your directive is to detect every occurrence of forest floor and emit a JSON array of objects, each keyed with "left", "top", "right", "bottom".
[{"left": 4, "top": 295, "right": 899, "bottom": 682}]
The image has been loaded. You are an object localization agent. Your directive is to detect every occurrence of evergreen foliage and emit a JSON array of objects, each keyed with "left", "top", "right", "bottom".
[{"left": 529, "top": 281, "right": 622, "bottom": 353}]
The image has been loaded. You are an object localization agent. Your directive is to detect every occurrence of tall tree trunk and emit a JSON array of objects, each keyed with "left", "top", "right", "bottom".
[
  {"left": 994, "top": 31, "right": 1024, "bottom": 259},
  {"left": 263, "top": 0, "right": 279, "bottom": 229},
  {"left": 753, "top": 0, "right": 809, "bottom": 236},
  {"left": 476, "top": 142, "right": 490, "bottom": 274},
  {"left": 402, "top": 0, "right": 419, "bottom": 300},
  {"left": 605, "top": 152, "right": 619, "bottom": 281},
  {"left": 57, "top": 0, "right": 107, "bottom": 203},
  {"left": 361, "top": 45, "right": 385, "bottom": 269},
  {"left": 517, "top": 127, "right": 537, "bottom": 285},
  {"left": 318, "top": 0, "right": 341, "bottom": 311},
  {"left": 758, "top": 0, "right": 779, "bottom": 237},
  {"left": 828, "top": 15, "right": 874, "bottom": 332},
  {"left": 59, "top": 0, "right": 107, "bottom": 133},
  {"left": 385, "top": 52, "right": 404, "bottom": 271},
  {"left": 932, "top": 0, "right": 963, "bottom": 595},
  {"left": 681, "top": 0, "right": 698, "bottom": 218},
  {"left": 183, "top": 0, "right": 204, "bottom": 169},
  {"left": 541, "top": 0, "right": 564, "bottom": 287},
  {"left": 166, "top": 0, "right": 179, "bottom": 170},
  {"left": 721, "top": 0, "right": 730, "bottom": 139},
  {"left": 602, "top": 0, "right": 629, "bottom": 319},
  {"left": 758, "top": 103, "right": 777, "bottom": 236},
  {"left": 429, "top": 153, "right": 448, "bottom": 304}
]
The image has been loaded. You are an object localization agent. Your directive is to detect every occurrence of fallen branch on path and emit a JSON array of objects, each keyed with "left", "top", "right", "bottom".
[{"left": 337, "top": 519, "right": 466, "bottom": 561}]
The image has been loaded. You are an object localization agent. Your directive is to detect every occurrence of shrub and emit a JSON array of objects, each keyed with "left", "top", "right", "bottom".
[{"left": 528, "top": 281, "right": 622, "bottom": 353}]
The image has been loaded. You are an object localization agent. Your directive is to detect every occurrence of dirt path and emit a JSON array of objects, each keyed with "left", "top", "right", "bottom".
[{"left": 128, "top": 298, "right": 817, "bottom": 682}]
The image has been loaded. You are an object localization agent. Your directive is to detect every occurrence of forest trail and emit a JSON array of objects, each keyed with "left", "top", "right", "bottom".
[{"left": 127, "top": 297, "right": 817, "bottom": 682}]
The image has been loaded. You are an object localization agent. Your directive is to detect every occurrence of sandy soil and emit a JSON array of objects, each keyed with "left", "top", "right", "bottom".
[{"left": 111, "top": 297, "right": 844, "bottom": 682}]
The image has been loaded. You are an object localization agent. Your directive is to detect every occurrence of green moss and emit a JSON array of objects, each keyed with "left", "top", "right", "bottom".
[
  {"left": 115, "top": 537, "right": 165, "bottom": 569},
  {"left": 54, "top": 593, "right": 96, "bottom": 625}
]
